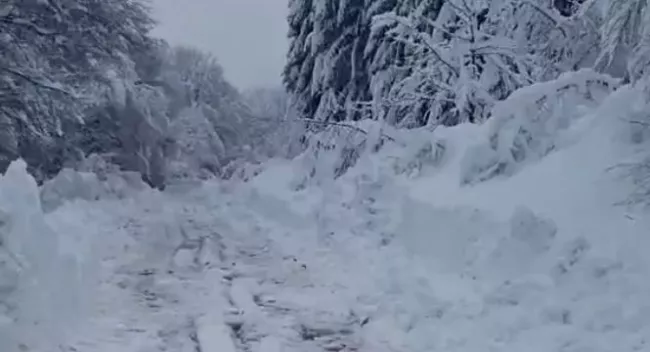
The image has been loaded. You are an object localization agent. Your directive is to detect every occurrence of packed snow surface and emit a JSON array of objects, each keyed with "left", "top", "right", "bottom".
[{"left": 2, "top": 76, "right": 650, "bottom": 352}]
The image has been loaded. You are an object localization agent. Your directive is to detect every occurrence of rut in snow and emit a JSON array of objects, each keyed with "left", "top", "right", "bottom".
[{"left": 60, "top": 188, "right": 373, "bottom": 352}]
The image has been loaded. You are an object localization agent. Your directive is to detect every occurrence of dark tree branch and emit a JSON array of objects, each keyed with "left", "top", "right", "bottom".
[{"left": 296, "top": 118, "right": 400, "bottom": 144}]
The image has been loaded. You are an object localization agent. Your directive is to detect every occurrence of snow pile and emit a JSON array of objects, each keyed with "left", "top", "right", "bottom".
[
  {"left": 0, "top": 160, "right": 92, "bottom": 352},
  {"left": 235, "top": 73, "right": 650, "bottom": 352},
  {"left": 40, "top": 155, "right": 149, "bottom": 212},
  {"left": 460, "top": 69, "right": 619, "bottom": 185}
]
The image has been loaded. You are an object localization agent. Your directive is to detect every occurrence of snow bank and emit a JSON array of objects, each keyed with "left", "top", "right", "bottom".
[
  {"left": 238, "top": 72, "right": 650, "bottom": 352},
  {"left": 461, "top": 69, "right": 619, "bottom": 185},
  {"left": 40, "top": 160, "right": 149, "bottom": 212},
  {"left": 0, "top": 160, "right": 89, "bottom": 352}
]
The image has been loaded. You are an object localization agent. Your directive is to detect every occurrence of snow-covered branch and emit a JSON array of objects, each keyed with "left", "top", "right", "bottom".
[
  {"left": 516, "top": 0, "right": 568, "bottom": 37},
  {"left": 0, "top": 17, "right": 58, "bottom": 35},
  {"left": 0, "top": 66, "right": 74, "bottom": 96}
]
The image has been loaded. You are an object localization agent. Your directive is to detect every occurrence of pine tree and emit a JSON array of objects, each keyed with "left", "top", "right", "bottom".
[
  {"left": 284, "top": 0, "right": 316, "bottom": 120},
  {"left": 373, "top": 0, "right": 541, "bottom": 125},
  {"left": 285, "top": 0, "right": 370, "bottom": 122},
  {"left": 598, "top": 0, "right": 649, "bottom": 82},
  {"left": 367, "top": 0, "right": 445, "bottom": 126}
]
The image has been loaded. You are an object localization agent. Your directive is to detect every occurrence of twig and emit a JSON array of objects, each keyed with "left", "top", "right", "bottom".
[
  {"left": 618, "top": 117, "right": 650, "bottom": 127},
  {"left": 628, "top": 120, "right": 650, "bottom": 127},
  {"left": 566, "top": 0, "right": 600, "bottom": 21},
  {"left": 518, "top": 0, "right": 568, "bottom": 38},
  {"left": 389, "top": 18, "right": 460, "bottom": 77},
  {"left": 605, "top": 162, "right": 635, "bottom": 173},
  {"left": 420, "top": 16, "right": 472, "bottom": 42},
  {"left": 445, "top": 0, "right": 472, "bottom": 21},
  {"left": 295, "top": 119, "right": 400, "bottom": 144}
]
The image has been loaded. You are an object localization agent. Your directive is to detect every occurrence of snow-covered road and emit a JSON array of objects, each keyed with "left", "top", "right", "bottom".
[
  {"left": 54, "top": 165, "right": 650, "bottom": 352},
  {"left": 51, "top": 137, "right": 650, "bottom": 352},
  {"left": 48, "top": 169, "right": 479, "bottom": 352},
  {"left": 6, "top": 90, "right": 650, "bottom": 352},
  {"left": 57, "top": 182, "right": 398, "bottom": 352}
]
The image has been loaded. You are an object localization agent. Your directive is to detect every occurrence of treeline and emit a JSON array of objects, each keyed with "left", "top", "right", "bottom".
[
  {"left": 4, "top": 0, "right": 650, "bottom": 187},
  {"left": 0, "top": 0, "right": 286, "bottom": 186},
  {"left": 283, "top": 0, "right": 650, "bottom": 127}
]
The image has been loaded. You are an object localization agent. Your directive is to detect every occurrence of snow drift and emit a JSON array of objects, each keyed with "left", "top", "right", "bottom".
[
  {"left": 236, "top": 72, "right": 650, "bottom": 352},
  {"left": 0, "top": 160, "right": 93, "bottom": 352}
]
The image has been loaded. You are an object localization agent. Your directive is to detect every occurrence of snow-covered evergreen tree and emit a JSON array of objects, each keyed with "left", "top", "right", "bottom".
[
  {"left": 286, "top": 0, "right": 415, "bottom": 123},
  {"left": 373, "top": 0, "right": 538, "bottom": 125},
  {"left": 364, "top": 0, "right": 446, "bottom": 125},
  {"left": 596, "top": 0, "right": 650, "bottom": 82},
  {"left": 283, "top": 0, "right": 610, "bottom": 127}
]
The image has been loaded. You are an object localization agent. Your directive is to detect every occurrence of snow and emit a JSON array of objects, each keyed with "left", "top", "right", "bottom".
[
  {"left": 0, "top": 161, "right": 90, "bottom": 352},
  {"left": 195, "top": 268, "right": 237, "bottom": 352},
  {"left": 3, "top": 77, "right": 650, "bottom": 352}
]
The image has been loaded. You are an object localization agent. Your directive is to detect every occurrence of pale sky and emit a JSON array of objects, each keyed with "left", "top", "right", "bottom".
[{"left": 150, "top": 0, "right": 288, "bottom": 90}]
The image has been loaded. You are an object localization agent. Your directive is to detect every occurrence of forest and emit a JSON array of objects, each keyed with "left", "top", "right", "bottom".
[{"left": 2, "top": 0, "right": 648, "bottom": 191}]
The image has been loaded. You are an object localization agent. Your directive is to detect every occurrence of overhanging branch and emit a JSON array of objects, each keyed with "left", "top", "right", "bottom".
[{"left": 1, "top": 66, "right": 74, "bottom": 96}]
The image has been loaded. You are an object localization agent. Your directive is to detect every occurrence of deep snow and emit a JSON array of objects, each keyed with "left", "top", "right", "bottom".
[{"left": 2, "top": 75, "right": 650, "bottom": 352}]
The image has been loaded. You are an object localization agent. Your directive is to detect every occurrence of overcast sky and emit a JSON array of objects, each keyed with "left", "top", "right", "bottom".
[{"left": 150, "top": 0, "right": 288, "bottom": 90}]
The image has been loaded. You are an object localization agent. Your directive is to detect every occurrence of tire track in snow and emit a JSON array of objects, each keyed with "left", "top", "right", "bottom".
[
  {"left": 61, "top": 200, "right": 237, "bottom": 352},
  {"left": 60, "top": 182, "right": 456, "bottom": 352},
  {"left": 205, "top": 193, "right": 370, "bottom": 352}
]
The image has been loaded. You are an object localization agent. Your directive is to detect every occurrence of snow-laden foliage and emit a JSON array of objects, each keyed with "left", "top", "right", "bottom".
[
  {"left": 285, "top": 0, "right": 372, "bottom": 122},
  {"left": 286, "top": 119, "right": 447, "bottom": 190},
  {"left": 283, "top": 0, "right": 605, "bottom": 126},
  {"left": 290, "top": 122, "right": 375, "bottom": 189},
  {"left": 373, "top": 0, "right": 537, "bottom": 126},
  {"left": 598, "top": 0, "right": 648, "bottom": 81},
  {"left": 154, "top": 46, "right": 259, "bottom": 179},
  {"left": 583, "top": 0, "right": 650, "bottom": 206},
  {"left": 75, "top": 43, "right": 256, "bottom": 188},
  {"left": 285, "top": 0, "right": 455, "bottom": 125},
  {"left": 365, "top": 0, "right": 446, "bottom": 126},
  {"left": 507, "top": 0, "right": 601, "bottom": 78},
  {"left": 166, "top": 106, "right": 226, "bottom": 181},
  {"left": 592, "top": 78, "right": 650, "bottom": 206},
  {"left": 460, "top": 69, "right": 618, "bottom": 184},
  {"left": 622, "top": 155, "right": 650, "bottom": 206},
  {"left": 242, "top": 87, "right": 295, "bottom": 160},
  {"left": 0, "top": 0, "right": 155, "bottom": 179},
  {"left": 1, "top": 1, "right": 268, "bottom": 186}
]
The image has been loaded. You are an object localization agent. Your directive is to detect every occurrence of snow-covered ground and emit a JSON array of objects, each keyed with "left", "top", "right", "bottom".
[{"left": 2, "top": 72, "right": 650, "bottom": 352}]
